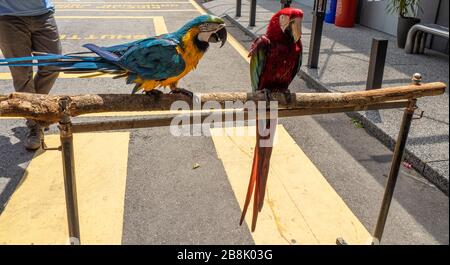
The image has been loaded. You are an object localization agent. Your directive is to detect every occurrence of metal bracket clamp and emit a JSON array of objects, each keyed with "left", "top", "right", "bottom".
[
  {"left": 41, "top": 139, "right": 62, "bottom": 151},
  {"left": 411, "top": 73, "right": 424, "bottom": 120},
  {"left": 412, "top": 106, "right": 424, "bottom": 120},
  {"left": 40, "top": 96, "right": 73, "bottom": 151}
]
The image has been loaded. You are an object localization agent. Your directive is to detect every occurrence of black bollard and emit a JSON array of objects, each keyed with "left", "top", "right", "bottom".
[
  {"left": 236, "top": 0, "right": 241, "bottom": 17},
  {"left": 249, "top": 0, "right": 257, "bottom": 27},
  {"left": 366, "top": 39, "right": 388, "bottom": 90},
  {"left": 308, "top": 0, "right": 327, "bottom": 69},
  {"left": 280, "top": 0, "right": 292, "bottom": 9}
]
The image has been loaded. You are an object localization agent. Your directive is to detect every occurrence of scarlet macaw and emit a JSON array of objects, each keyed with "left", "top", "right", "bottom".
[
  {"left": 240, "top": 7, "right": 304, "bottom": 232},
  {"left": 0, "top": 15, "right": 227, "bottom": 96}
]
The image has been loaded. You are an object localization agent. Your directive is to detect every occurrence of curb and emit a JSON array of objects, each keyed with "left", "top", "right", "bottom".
[
  {"left": 298, "top": 70, "right": 449, "bottom": 195},
  {"left": 221, "top": 11, "right": 449, "bottom": 195}
]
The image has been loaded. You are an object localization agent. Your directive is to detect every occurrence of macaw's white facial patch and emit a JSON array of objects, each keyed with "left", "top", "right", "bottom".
[{"left": 197, "top": 24, "right": 227, "bottom": 47}]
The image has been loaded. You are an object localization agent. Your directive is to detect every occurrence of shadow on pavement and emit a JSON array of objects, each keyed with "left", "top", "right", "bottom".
[{"left": 0, "top": 126, "right": 35, "bottom": 213}]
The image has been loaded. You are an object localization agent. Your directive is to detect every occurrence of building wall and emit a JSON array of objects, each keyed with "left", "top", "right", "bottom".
[
  {"left": 358, "top": 0, "right": 448, "bottom": 53},
  {"left": 430, "top": 0, "right": 449, "bottom": 53},
  {"left": 359, "top": 0, "right": 398, "bottom": 36}
]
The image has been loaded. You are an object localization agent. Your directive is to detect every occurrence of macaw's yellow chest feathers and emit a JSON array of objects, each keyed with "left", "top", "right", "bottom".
[
  {"left": 138, "top": 27, "right": 206, "bottom": 91},
  {"left": 178, "top": 27, "right": 207, "bottom": 73}
]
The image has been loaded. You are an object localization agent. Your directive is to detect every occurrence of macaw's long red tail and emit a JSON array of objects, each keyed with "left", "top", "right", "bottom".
[{"left": 239, "top": 118, "right": 276, "bottom": 232}]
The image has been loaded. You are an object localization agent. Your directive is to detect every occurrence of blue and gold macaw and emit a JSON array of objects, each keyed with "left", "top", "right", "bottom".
[{"left": 0, "top": 15, "right": 227, "bottom": 96}]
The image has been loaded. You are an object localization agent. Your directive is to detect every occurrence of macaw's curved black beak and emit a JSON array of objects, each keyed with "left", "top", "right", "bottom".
[{"left": 208, "top": 26, "right": 227, "bottom": 47}]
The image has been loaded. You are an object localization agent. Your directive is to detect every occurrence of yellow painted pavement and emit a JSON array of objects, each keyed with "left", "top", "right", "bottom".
[
  {"left": 210, "top": 125, "right": 372, "bottom": 245},
  {"left": 0, "top": 133, "right": 130, "bottom": 244}
]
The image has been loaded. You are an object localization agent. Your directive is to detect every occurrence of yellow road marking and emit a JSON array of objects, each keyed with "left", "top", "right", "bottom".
[
  {"left": 188, "top": 0, "right": 250, "bottom": 63},
  {"left": 227, "top": 35, "right": 251, "bottom": 63},
  {"left": 153, "top": 16, "right": 169, "bottom": 35},
  {"left": 55, "top": 15, "right": 168, "bottom": 35},
  {"left": 0, "top": 132, "right": 130, "bottom": 244},
  {"left": 188, "top": 0, "right": 207, "bottom": 14},
  {"left": 210, "top": 125, "right": 372, "bottom": 244}
]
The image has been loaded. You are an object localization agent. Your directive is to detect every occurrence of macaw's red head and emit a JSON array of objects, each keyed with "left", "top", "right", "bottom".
[{"left": 266, "top": 7, "right": 304, "bottom": 43}]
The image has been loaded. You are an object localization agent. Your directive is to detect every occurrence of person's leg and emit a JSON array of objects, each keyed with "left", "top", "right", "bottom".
[
  {"left": 31, "top": 12, "right": 62, "bottom": 95},
  {"left": 0, "top": 16, "right": 35, "bottom": 93},
  {"left": 0, "top": 16, "right": 43, "bottom": 150}
]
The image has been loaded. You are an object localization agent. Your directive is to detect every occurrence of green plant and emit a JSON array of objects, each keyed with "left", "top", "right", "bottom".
[
  {"left": 386, "top": 0, "right": 422, "bottom": 17},
  {"left": 350, "top": 118, "right": 364, "bottom": 128}
]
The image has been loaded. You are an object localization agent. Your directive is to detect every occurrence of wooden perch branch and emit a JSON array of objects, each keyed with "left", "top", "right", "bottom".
[{"left": 0, "top": 82, "right": 446, "bottom": 124}]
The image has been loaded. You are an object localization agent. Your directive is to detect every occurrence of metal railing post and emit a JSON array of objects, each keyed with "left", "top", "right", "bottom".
[
  {"left": 280, "top": 0, "right": 292, "bottom": 9},
  {"left": 372, "top": 74, "right": 421, "bottom": 243},
  {"left": 59, "top": 97, "right": 81, "bottom": 245},
  {"left": 366, "top": 39, "right": 388, "bottom": 90},
  {"left": 249, "top": 0, "right": 257, "bottom": 27},
  {"left": 308, "top": 0, "right": 327, "bottom": 69}
]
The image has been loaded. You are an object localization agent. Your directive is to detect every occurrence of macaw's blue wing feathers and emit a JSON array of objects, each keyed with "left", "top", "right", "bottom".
[
  {"left": 102, "top": 36, "right": 156, "bottom": 55},
  {"left": 249, "top": 36, "right": 270, "bottom": 92},
  {"left": 121, "top": 38, "right": 185, "bottom": 80},
  {"left": 83, "top": 44, "right": 121, "bottom": 62}
]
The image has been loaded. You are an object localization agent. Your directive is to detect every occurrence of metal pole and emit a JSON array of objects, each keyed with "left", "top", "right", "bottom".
[
  {"left": 59, "top": 97, "right": 81, "bottom": 245},
  {"left": 249, "top": 0, "right": 257, "bottom": 27},
  {"left": 236, "top": 0, "right": 241, "bottom": 17},
  {"left": 372, "top": 74, "right": 421, "bottom": 243},
  {"left": 308, "top": 0, "right": 326, "bottom": 69},
  {"left": 280, "top": 0, "right": 292, "bottom": 9},
  {"left": 366, "top": 39, "right": 388, "bottom": 90}
]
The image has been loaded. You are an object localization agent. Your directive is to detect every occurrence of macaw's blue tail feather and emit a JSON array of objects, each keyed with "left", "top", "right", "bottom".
[
  {"left": 0, "top": 53, "right": 74, "bottom": 63},
  {"left": 0, "top": 52, "right": 124, "bottom": 74}
]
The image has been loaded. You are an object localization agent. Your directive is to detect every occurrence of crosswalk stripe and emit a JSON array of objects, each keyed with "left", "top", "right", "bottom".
[
  {"left": 210, "top": 125, "right": 372, "bottom": 244},
  {"left": 0, "top": 133, "right": 130, "bottom": 244}
]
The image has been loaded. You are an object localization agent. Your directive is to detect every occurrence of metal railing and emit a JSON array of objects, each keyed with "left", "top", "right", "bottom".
[{"left": 405, "top": 24, "right": 449, "bottom": 54}]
